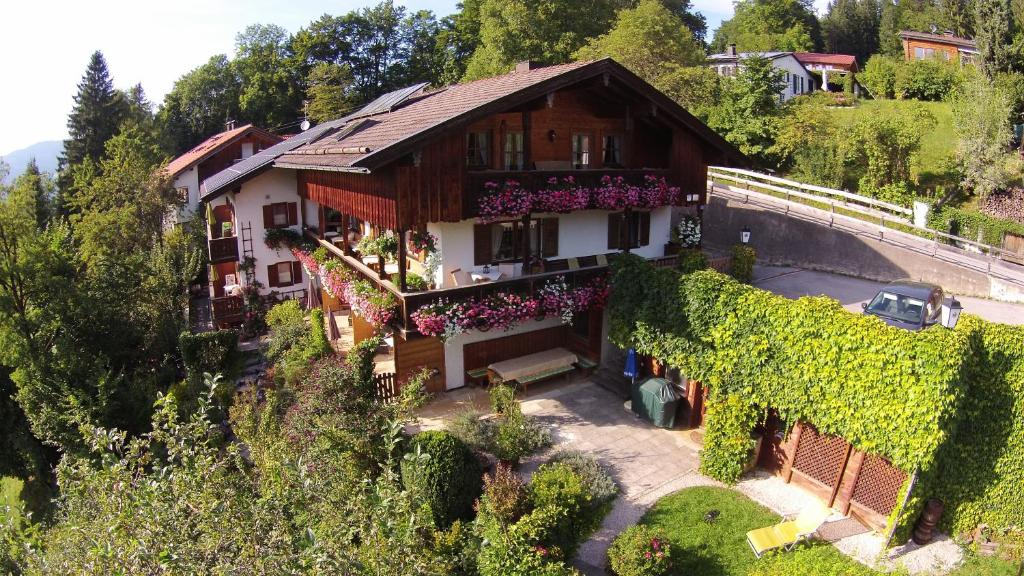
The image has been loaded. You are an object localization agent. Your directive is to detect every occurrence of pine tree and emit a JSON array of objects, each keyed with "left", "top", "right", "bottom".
[
  {"left": 59, "top": 52, "right": 126, "bottom": 172},
  {"left": 974, "top": 0, "right": 1017, "bottom": 76},
  {"left": 823, "top": 0, "right": 881, "bottom": 64}
]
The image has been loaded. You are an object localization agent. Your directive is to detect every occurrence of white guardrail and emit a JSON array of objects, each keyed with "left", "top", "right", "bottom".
[{"left": 706, "top": 166, "right": 1024, "bottom": 278}]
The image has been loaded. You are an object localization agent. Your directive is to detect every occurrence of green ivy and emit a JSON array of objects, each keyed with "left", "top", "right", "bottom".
[
  {"left": 730, "top": 245, "right": 756, "bottom": 284},
  {"left": 611, "top": 255, "right": 1024, "bottom": 536},
  {"left": 928, "top": 206, "right": 1024, "bottom": 247}
]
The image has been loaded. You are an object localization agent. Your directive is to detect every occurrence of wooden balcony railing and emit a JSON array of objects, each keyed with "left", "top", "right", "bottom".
[
  {"left": 463, "top": 168, "right": 673, "bottom": 217},
  {"left": 211, "top": 295, "right": 244, "bottom": 328},
  {"left": 209, "top": 236, "right": 240, "bottom": 264}
]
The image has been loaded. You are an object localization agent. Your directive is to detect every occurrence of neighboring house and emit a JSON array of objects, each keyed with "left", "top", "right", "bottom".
[
  {"left": 708, "top": 45, "right": 816, "bottom": 102},
  {"left": 164, "top": 124, "right": 282, "bottom": 228},
  {"left": 899, "top": 30, "right": 978, "bottom": 65},
  {"left": 200, "top": 58, "right": 746, "bottom": 391},
  {"left": 793, "top": 52, "right": 861, "bottom": 96}
]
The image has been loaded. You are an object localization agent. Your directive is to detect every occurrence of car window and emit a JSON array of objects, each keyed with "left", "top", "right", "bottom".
[{"left": 866, "top": 291, "right": 926, "bottom": 324}]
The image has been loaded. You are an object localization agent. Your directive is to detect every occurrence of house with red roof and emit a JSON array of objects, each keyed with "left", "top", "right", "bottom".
[
  {"left": 164, "top": 123, "right": 281, "bottom": 229},
  {"left": 793, "top": 53, "right": 861, "bottom": 96},
  {"left": 199, "top": 58, "right": 746, "bottom": 392},
  {"left": 899, "top": 31, "right": 978, "bottom": 65}
]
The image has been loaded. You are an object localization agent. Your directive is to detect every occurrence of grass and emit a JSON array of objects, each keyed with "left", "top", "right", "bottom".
[
  {"left": 2, "top": 476, "right": 25, "bottom": 522},
  {"left": 828, "top": 99, "right": 957, "bottom": 196},
  {"left": 638, "top": 486, "right": 1022, "bottom": 576}
]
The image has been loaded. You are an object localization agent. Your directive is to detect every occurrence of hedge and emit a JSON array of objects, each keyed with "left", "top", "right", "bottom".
[
  {"left": 178, "top": 330, "right": 241, "bottom": 383},
  {"left": 401, "top": 430, "right": 483, "bottom": 528},
  {"left": 607, "top": 255, "right": 1024, "bottom": 536},
  {"left": 928, "top": 205, "right": 1024, "bottom": 247}
]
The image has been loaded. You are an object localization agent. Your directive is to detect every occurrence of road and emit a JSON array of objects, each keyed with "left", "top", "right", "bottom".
[{"left": 753, "top": 266, "right": 1024, "bottom": 326}]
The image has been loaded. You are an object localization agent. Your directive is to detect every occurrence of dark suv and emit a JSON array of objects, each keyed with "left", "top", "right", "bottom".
[{"left": 862, "top": 280, "right": 944, "bottom": 331}]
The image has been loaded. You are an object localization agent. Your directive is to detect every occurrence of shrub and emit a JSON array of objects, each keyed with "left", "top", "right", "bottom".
[
  {"left": 895, "top": 58, "right": 961, "bottom": 101},
  {"left": 265, "top": 300, "right": 307, "bottom": 364},
  {"left": 729, "top": 244, "right": 755, "bottom": 284},
  {"left": 698, "top": 394, "right": 759, "bottom": 484},
  {"left": 607, "top": 524, "right": 672, "bottom": 576},
  {"left": 480, "top": 463, "right": 529, "bottom": 526},
  {"left": 672, "top": 215, "right": 701, "bottom": 249},
  {"left": 476, "top": 505, "right": 580, "bottom": 576},
  {"left": 401, "top": 430, "right": 483, "bottom": 527},
  {"left": 676, "top": 249, "right": 708, "bottom": 275},
  {"left": 391, "top": 272, "right": 427, "bottom": 291},
  {"left": 548, "top": 450, "right": 619, "bottom": 506},
  {"left": 178, "top": 330, "right": 240, "bottom": 382},
  {"left": 490, "top": 384, "right": 517, "bottom": 416},
  {"left": 494, "top": 412, "right": 551, "bottom": 465},
  {"left": 263, "top": 227, "right": 301, "bottom": 249},
  {"left": 445, "top": 410, "right": 498, "bottom": 453},
  {"left": 860, "top": 55, "right": 900, "bottom": 99},
  {"left": 529, "top": 463, "right": 607, "bottom": 559}
]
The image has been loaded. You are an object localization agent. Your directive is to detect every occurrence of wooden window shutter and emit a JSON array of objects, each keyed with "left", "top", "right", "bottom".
[
  {"left": 639, "top": 211, "right": 651, "bottom": 246},
  {"left": 607, "top": 213, "right": 621, "bottom": 250},
  {"left": 473, "top": 224, "right": 492, "bottom": 265},
  {"left": 292, "top": 261, "right": 303, "bottom": 286},
  {"left": 267, "top": 264, "right": 279, "bottom": 287},
  {"left": 542, "top": 218, "right": 559, "bottom": 257},
  {"left": 287, "top": 202, "right": 298, "bottom": 226},
  {"left": 263, "top": 204, "right": 274, "bottom": 229}
]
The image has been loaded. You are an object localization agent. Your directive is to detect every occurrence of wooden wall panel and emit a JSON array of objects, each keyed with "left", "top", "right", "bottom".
[
  {"left": 463, "top": 325, "right": 589, "bottom": 373},
  {"left": 394, "top": 130, "right": 465, "bottom": 228},
  {"left": 671, "top": 130, "right": 709, "bottom": 201},
  {"left": 300, "top": 170, "right": 397, "bottom": 230},
  {"left": 394, "top": 335, "right": 446, "bottom": 393},
  {"left": 352, "top": 312, "right": 377, "bottom": 345}
]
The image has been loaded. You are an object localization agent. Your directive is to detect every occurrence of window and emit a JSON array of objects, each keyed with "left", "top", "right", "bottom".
[
  {"left": 504, "top": 131, "right": 524, "bottom": 170},
  {"left": 784, "top": 72, "right": 791, "bottom": 82},
  {"left": 177, "top": 187, "right": 189, "bottom": 204},
  {"left": 466, "top": 131, "right": 491, "bottom": 168},
  {"left": 263, "top": 202, "right": 297, "bottom": 229},
  {"left": 792, "top": 74, "right": 798, "bottom": 94},
  {"left": 572, "top": 133, "right": 590, "bottom": 169},
  {"left": 914, "top": 47, "right": 925, "bottom": 59},
  {"left": 603, "top": 134, "right": 623, "bottom": 167},
  {"left": 473, "top": 218, "right": 558, "bottom": 265},
  {"left": 607, "top": 211, "right": 651, "bottom": 250},
  {"left": 267, "top": 261, "right": 302, "bottom": 288}
]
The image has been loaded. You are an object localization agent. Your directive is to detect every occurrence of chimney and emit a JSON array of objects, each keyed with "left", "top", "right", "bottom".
[
  {"left": 726, "top": 44, "right": 737, "bottom": 57},
  {"left": 515, "top": 60, "right": 541, "bottom": 73},
  {"left": 225, "top": 119, "right": 236, "bottom": 131}
]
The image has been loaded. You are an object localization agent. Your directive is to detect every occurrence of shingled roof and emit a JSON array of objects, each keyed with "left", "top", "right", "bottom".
[
  {"left": 793, "top": 52, "right": 859, "bottom": 72},
  {"left": 165, "top": 124, "right": 280, "bottom": 178},
  {"left": 274, "top": 58, "right": 746, "bottom": 172}
]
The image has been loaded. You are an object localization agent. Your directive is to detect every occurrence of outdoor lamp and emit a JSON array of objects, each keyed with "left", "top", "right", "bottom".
[
  {"left": 941, "top": 297, "right": 963, "bottom": 330},
  {"left": 740, "top": 226, "right": 752, "bottom": 244}
]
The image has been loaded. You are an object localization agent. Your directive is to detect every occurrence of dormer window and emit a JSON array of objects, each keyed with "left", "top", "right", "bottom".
[{"left": 467, "top": 131, "right": 491, "bottom": 168}]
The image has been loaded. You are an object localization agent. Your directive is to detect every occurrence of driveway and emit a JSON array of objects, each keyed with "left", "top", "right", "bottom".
[{"left": 753, "top": 266, "right": 1024, "bottom": 326}]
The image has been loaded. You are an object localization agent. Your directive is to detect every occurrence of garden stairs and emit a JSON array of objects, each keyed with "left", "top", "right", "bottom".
[{"left": 592, "top": 347, "right": 632, "bottom": 399}]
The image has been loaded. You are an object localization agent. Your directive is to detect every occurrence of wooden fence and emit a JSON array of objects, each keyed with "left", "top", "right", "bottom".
[{"left": 373, "top": 372, "right": 400, "bottom": 402}]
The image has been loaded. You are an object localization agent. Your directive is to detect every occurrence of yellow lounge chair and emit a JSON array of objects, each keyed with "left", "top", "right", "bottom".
[{"left": 747, "top": 500, "right": 831, "bottom": 558}]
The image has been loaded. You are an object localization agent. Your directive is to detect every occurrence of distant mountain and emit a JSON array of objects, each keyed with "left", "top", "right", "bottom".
[{"left": 1, "top": 140, "right": 62, "bottom": 182}]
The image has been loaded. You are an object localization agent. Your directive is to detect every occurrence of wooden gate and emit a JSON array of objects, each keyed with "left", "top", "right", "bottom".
[{"left": 782, "top": 422, "right": 906, "bottom": 531}]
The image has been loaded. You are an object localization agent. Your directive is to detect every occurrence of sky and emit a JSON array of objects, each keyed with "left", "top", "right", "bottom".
[{"left": 0, "top": 0, "right": 829, "bottom": 156}]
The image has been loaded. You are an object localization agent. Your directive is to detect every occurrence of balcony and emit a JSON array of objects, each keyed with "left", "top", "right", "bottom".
[
  {"left": 209, "top": 236, "right": 240, "bottom": 263},
  {"left": 307, "top": 232, "right": 676, "bottom": 337},
  {"left": 211, "top": 295, "right": 244, "bottom": 328},
  {"left": 464, "top": 168, "right": 674, "bottom": 217}
]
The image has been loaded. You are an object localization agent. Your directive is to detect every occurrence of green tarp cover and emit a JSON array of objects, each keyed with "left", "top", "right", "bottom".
[{"left": 632, "top": 377, "right": 681, "bottom": 428}]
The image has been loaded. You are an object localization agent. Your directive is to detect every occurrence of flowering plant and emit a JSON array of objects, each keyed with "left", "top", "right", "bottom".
[
  {"left": 607, "top": 524, "right": 671, "bottom": 576},
  {"left": 593, "top": 175, "right": 641, "bottom": 210},
  {"left": 411, "top": 275, "right": 608, "bottom": 341},
  {"left": 292, "top": 247, "right": 397, "bottom": 328},
  {"left": 673, "top": 215, "right": 701, "bottom": 249},
  {"left": 478, "top": 180, "right": 531, "bottom": 223},
  {"left": 531, "top": 176, "right": 590, "bottom": 213},
  {"left": 409, "top": 230, "right": 437, "bottom": 255}
]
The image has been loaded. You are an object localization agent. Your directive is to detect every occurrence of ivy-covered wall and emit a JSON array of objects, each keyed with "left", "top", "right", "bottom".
[
  {"left": 928, "top": 206, "right": 1024, "bottom": 247},
  {"left": 608, "top": 255, "right": 1024, "bottom": 535}
]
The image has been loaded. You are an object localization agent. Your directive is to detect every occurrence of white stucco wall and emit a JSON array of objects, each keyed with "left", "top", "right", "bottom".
[
  {"left": 431, "top": 206, "right": 672, "bottom": 286},
  {"left": 773, "top": 55, "right": 815, "bottom": 101},
  {"left": 442, "top": 317, "right": 564, "bottom": 390},
  {"left": 229, "top": 168, "right": 307, "bottom": 294},
  {"left": 168, "top": 168, "right": 200, "bottom": 227}
]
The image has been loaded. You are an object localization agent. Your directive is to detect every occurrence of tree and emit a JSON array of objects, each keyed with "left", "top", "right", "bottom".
[
  {"left": 58, "top": 51, "right": 127, "bottom": 189},
  {"left": 158, "top": 55, "right": 242, "bottom": 155},
  {"left": 396, "top": 9, "right": 446, "bottom": 86},
  {"left": 234, "top": 24, "right": 303, "bottom": 131},
  {"left": 941, "top": 0, "right": 976, "bottom": 37},
  {"left": 822, "top": 0, "right": 881, "bottom": 64},
  {"left": 661, "top": 0, "right": 708, "bottom": 44},
  {"left": 772, "top": 97, "right": 849, "bottom": 187},
  {"left": 951, "top": 76, "right": 1015, "bottom": 198},
  {"left": 305, "top": 63, "right": 358, "bottom": 123},
  {"left": 705, "top": 56, "right": 787, "bottom": 165},
  {"left": 574, "top": 0, "right": 705, "bottom": 86},
  {"left": 860, "top": 54, "right": 902, "bottom": 98},
  {"left": 463, "top": 0, "right": 628, "bottom": 80},
  {"left": 711, "top": 0, "right": 822, "bottom": 53},
  {"left": 974, "top": 0, "right": 1018, "bottom": 76},
  {"left": 655, "top": 66, "right": 722, "bottom": 118},
  {"left": 16, "top": 159, "right": 54, "bottom": 229},
  {"left": 852, "top": 104, "right": 937, "bottom": 203}
]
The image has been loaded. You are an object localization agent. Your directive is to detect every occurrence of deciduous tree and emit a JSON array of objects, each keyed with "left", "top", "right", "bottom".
[
  {"left": 158, "top": 55, "right": 242, "bottom": 155},
  {"left": 711, "top": 0, "right": 822, "bottom": 53}
]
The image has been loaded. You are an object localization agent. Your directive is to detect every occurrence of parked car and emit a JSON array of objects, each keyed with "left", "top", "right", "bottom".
[{"left": 862, "top": 280, "right": 945, "bottom": 331}]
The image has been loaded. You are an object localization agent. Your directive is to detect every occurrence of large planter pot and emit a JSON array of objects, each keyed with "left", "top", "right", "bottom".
[
  {"left": 664, "top": 242, "right": 681, "bottom": 256},
  {"left": 912, "top": 498, "right": 944, "bottom": 545}
]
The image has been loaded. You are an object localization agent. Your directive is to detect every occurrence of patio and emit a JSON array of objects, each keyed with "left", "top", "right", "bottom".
[{"left": 411, "top": 379, "right": 965, "bottom": 575}]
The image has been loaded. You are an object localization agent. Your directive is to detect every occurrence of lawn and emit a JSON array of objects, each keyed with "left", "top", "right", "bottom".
[
  {"left": 828, "top": 99, "right": 957, "bottom": 195},
  {"left": 2, "top": 476, "right": 25, "bottom": 522},
  {"left": 638, "top": 486, "right": 1020, "bottom": 576}
]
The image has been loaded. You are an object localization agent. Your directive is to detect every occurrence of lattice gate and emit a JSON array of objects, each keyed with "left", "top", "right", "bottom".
[{"left": 782, "top": 422, "right": 908, "bottom": 531}]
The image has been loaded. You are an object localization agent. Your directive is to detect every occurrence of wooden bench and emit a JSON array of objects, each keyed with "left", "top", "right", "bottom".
[
  {"left": 575, "top": 356, "right": 598, "bottom": 374},
  {"left": 488, "top": 348, "right": 579, "bottom": 395},
  {"left": 511, "top": 364, "right": 577, "bottom": 395},
  {"left": 466, "top": 367, "right": 490, "bottom": 387}
]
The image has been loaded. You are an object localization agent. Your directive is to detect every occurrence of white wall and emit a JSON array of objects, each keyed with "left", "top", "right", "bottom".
[
  {"left": 432, "top": 206, "right": 672, "bottom": 285},
  {"left": 442, "top": 317, "right": 564, "bottom": 390},
  {"left": 773, "top": 55, "right": 815, "bottom": 101},
  {"left": 168, "top": 168, "right": 200, "bottom": 227},
  {"left": 229, "top": 168, "right": 307, "bottom": 294}
]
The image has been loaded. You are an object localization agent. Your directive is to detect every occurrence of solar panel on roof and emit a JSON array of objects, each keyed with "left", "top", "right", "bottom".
[{"left": 348, "top": 82, "right": 428, "bottom": 119}]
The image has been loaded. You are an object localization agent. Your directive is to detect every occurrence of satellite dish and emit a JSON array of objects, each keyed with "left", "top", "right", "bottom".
[{"left": 300, "top": 120, "right": 311, "bottom": 131}]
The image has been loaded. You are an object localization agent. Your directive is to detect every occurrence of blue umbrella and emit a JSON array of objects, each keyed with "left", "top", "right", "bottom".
[{"left": 623, "top": 347, "right": 638, "bottom": 379}]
